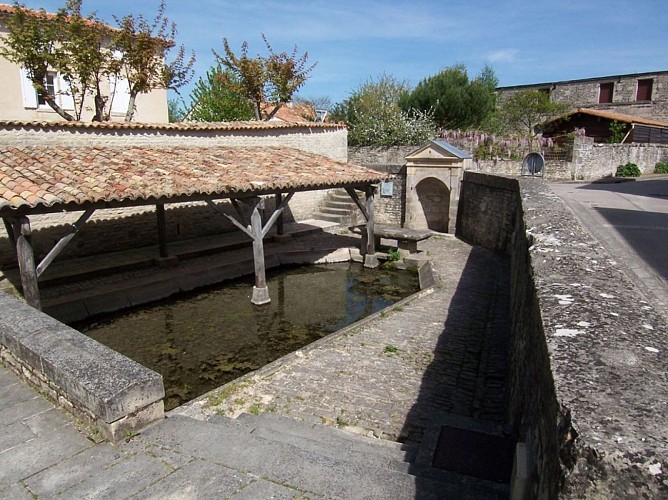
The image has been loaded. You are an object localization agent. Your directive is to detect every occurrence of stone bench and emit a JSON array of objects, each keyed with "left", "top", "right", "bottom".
[{"left": 350, "top": 224, "right": 433, "bottom": 256}]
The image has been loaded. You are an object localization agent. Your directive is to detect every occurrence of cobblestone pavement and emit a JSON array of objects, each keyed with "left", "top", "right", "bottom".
[{"left": 177, "top": 235, "right": 511, "bottom": 446}]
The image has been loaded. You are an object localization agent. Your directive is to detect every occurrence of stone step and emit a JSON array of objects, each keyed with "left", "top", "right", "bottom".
[
  {"left": 228, "top": 412, "right": 509, "bottom": 498},
  {"left": 321, "top": 199, "right": 359, "bottom": 209},
  {"left": 226, "top": 411, "right": 418, "bottom": 473},
  {"left": 313, "top": 211, "right": 349, "bottom": 223},
  {"left": 319, "top": 205, "right": 354, "bottom": 216},
  {"left": 138, "top": 415, "right": 507, "bottom": 499}
]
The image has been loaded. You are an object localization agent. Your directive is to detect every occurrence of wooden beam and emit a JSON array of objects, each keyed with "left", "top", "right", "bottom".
[
  {"left": 275, "top": 193, "right": 284, "bottom": 235},
  {"left": 11, "top": 216, "right": 41, "bottom": 310},
  {"left": 345, "top": 187, "right": 369, "bottom": 221},
  {"left": 156, "top": 203, "right": 168, "bottom": 258},
  {"left": 364, "top": 186, "right": 378, "bottom": 268},
  {"left": 3, "top": 217, "right": 16, "bottom": 248},
  {"left": 262, "top": 192, "right": 294, "bottom": 238},
  {"left": 36, "top": 208, "right": 95, "bottom": 278},
  {"left": 205, "top": 199, "right": 253, "bottom": 239}
]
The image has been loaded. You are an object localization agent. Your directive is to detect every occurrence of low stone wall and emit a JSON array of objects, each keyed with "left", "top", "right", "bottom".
[
  {"left": 457, "top": 171, "right": 668, "bottom": 498},
  {"left": 0, "top": 121, "right": 349, "bottom": 161},
  {"left": 574, "top": 141, "right": 668, "bottom": 179},
  {"left": 0, "top": 291, "right": 164, "bottom": 442}
]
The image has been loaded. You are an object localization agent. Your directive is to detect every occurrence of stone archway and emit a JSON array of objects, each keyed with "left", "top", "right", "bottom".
[
  {"left": 414, "top": 177, "right": 450, "bottom": 232},
  {"left": 404, "top": 140, "right": 472, "bottom": 234}
]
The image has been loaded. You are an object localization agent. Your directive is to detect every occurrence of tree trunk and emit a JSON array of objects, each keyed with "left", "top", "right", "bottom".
[
  {"left": 124, "top": 92, "right": 138, "bottom": 122},
  {"left": 36, "top": 78, "right": 75, "bottom": 121}
]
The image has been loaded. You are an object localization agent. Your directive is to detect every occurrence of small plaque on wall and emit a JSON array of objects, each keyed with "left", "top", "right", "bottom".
[{"left": 380, "top": 180, "right": 394, "bottom": 197}]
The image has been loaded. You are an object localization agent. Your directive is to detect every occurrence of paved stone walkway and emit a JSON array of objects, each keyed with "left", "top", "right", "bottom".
[{"left": 1, "top": 232, "right": 512, "bottom": 499}]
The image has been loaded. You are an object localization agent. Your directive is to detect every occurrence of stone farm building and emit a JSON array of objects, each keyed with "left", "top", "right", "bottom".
[{"left": 498, "top": 70, "right": 668, "bottom": 123}]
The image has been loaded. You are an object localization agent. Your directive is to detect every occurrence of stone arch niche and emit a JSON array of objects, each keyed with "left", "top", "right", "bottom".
[
  {"left": 414, "top": 177, "right": 450, "bottom": 232},
  {"left": 404, "top": 140, "right": 472, "bottom": 233}
]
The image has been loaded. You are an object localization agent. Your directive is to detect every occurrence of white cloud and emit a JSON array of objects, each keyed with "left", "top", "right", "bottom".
[{"left": 486, "top": 49, "right": 519, "bottom": 64}]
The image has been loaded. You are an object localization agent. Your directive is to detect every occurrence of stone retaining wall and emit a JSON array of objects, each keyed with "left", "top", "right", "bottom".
[
  {"left": 0, "top": 291, "right": 164, "bottom": 442},
  {"left": 457, "top": 171, "right": 668, "bottom": 498}
]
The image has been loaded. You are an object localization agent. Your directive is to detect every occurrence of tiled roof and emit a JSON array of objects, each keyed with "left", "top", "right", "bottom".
[
  {"left": 544, "top": 108, "right": 668, "bottom": 128},
  {"left": 0, "top": 119, "right": 344, "bottom": 131},
  {"left": 0, "top": 145, "right": 384, "bottom": 215}
]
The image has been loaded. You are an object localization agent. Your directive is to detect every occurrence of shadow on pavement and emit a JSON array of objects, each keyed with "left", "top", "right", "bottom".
[
  {"left": 578, "top": 178, "right": 668, "bottom": 201},
  {"left": 401, "top": 246, "right": 515, "bottom": 497},
  {"left": 593, "top": 206, "right": 668, "bottom": 281}
]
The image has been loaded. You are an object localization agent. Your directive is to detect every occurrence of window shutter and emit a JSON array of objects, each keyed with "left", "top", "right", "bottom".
[
  {"left": 111, "top": 75, "right": 131, "bottom": 114},
  {"left": 20, "top": 68, "right": 38, "bottom": 109},
  {"left": 59, "top": 76, "right": 75, "bottom": 111}
]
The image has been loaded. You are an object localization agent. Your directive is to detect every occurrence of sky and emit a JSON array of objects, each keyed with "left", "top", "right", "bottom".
[{"left": 16, "top": 0, "right": 668, "bottom": 107}]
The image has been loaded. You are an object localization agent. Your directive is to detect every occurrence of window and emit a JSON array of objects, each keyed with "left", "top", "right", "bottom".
[
  {"left": 37, "top": 72, "right": 57, "bottom": 105},
  {"left": 599, "top": 82, "right": 614, "bottom": 103},
  {"left": 20, "top": 68, "right": 74, "bottom": 111},
  {"left": 636, "top": 79, "right": 653, "bottom": 101}
]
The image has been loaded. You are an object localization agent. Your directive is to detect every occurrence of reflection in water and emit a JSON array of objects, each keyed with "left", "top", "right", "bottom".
[{"left": 76, "top": 262, "right": 418, "bottom": 410}]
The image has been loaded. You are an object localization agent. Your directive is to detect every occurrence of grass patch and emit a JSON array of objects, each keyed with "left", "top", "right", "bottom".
[{"left": 383, "top": 344, "right": 399, "bottom": 354}]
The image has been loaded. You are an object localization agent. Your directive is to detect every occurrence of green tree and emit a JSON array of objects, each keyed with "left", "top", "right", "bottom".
[
  {"left": 113, "top": 0, "right": 195, "bottom": 121},
  {"left": 56, "top": 0, "right": 113, "bottom": 121},
  {"left": 188, "top": 65, "right": 253, "bottom": 121},
  {"left": 330, "top": 74, "right": 436, "bottom": 146},
  {"left": 496, "top": 89, "right": 570, "bottom": 138},
  {"left": 167, "top": 98, "right": 185, "bottom": 122},
  {"left": 0, "top": 2, "right": 73, "bottom": 120},
  {"left": 399, "top": 64, "right": 498, "bottom": 130},
  {"left": 213, "top": 34, "right": 316, "bottom": 121}
]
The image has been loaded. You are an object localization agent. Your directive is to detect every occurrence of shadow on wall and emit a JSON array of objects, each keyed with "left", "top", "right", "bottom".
[{"left": 0, "top": 199, "right": 297, "bottom": 269}]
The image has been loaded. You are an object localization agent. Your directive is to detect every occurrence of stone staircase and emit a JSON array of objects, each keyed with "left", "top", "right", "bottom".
[
  {"left": 142, "top": 412, "right": 511, "bottom": 499},
  {"left": 313, "top": 188, "right": 365, "bottom": 225}
]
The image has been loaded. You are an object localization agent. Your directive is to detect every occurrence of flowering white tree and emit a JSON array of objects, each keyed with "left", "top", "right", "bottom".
[{"left": 330, "top": 74, "right": 437, "bottom": 146}]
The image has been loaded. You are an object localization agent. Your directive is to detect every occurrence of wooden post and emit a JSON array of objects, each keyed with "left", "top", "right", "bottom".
[
  {"left": 11, "top": 216, "right": 41, "bottom": 310},
  {"left": 3, "top": 217, "right": 16, "bottom": 248},
  {"left": 249, "top": 197, "right": 270, "bottom": 305},
  {"left": 364, "top": 186, "right": 379, "bottom": 268},
  {"left": 275, "top": 193, "right": 284, "bottom": 236},
  {"left": 156, "top": 203, "right": 168, "bottom": 258}
]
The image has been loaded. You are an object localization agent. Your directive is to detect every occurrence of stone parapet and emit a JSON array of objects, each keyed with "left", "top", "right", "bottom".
[
  {"left": 457, "top": 171, "right": 668, "bottom": 498},
  {"left": 0, "top": 291, "right": 164, "bottom": 441}
]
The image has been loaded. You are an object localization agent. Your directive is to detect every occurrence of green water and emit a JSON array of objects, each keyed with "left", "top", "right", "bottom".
[{"left": 76, "top": 262, "right": 419, "bottom": 410}]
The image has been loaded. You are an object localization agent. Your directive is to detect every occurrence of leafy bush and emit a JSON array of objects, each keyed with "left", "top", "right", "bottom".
[
  {"left": 655, "top": 161, "right": 668, "bottom": 174},
  {"left": 615, "top": 162, "right": 641, "bottom": 177}
]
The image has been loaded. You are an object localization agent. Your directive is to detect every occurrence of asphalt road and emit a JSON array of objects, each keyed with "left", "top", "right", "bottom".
[{"left": 550, "top": 177, "right": 668, "bottom": 321}]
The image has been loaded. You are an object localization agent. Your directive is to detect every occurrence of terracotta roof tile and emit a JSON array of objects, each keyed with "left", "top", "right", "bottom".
[
  {"left": 0, "top": 145, "right": 384, "bottom": 215},
  {"left": 0, "top": 119, "right": 344, "bottom": 131}
]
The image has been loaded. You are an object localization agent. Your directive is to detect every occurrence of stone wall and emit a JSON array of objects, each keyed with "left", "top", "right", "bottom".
[
  {"left": 573, "top": 139, "right": 668, "bottom": 179},
  {"left": 0, "top": 121, "right": 349, "bottom": 161},
  {"left": 348, "top": 147, "right": 413, "bottom": 226},
  {"left": 457, "top": 171, "right": 668, "bottom": 498},
  {"left": 0, "top": 291, "right": 164, "bottom": 441}
]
